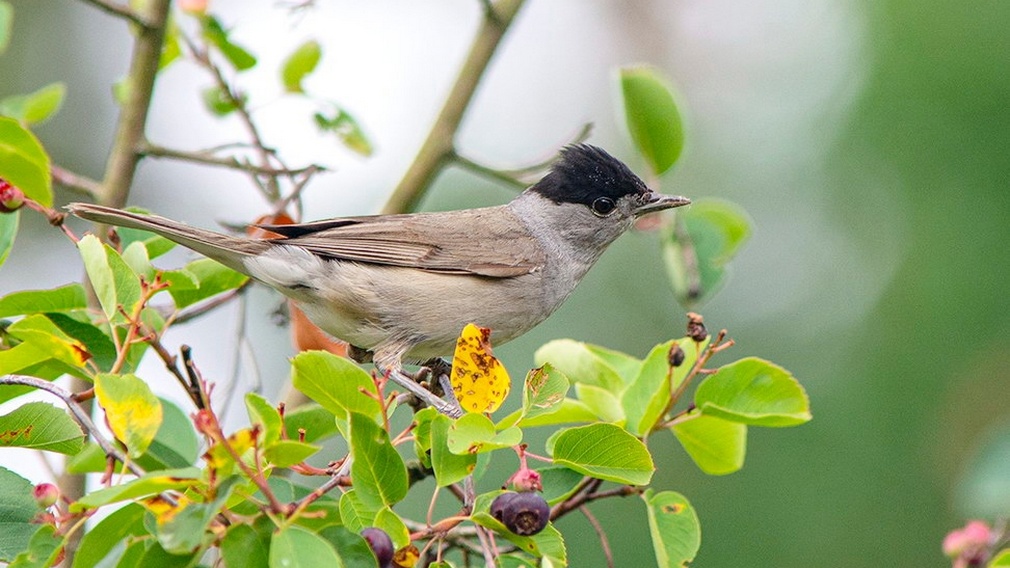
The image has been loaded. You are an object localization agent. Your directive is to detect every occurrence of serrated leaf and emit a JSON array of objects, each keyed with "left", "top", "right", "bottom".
[
  {"left": 77, "top": 235, "right": 142, "bottom": 322},
  {"left": 664, "top": 199, "right": 751, "bottom": 306},
  {"left": 0, "top": 466, "right": 39, "bottom": 562},
  {"left": 671, "top": 411, "right": 746, "bottom": 475},
  {"left": 503, "top": 398, "right": 598, "bottom": 429},
  {"left": 643, "top": 489, "right": 700, "bottom": 567},
  {"left": 539, "top": 466, "right": 585, "bottom": 506},
  {"left": 282, "top": 40, "right": 321, "bottom": 94},
  {"left": 95, "top": 373, "right": 163, "bottom": 458},
  {"left": 291, "top": 351, "right": 381, "bottom": 432},
  {"left": 0, "top": 284, "right": 87, "bottom": 318},
  {"left": 349, "top": 412, "right": 407, "bottom": 509},
  {"left": 622, "top": 337, "right": 708, "bottom": 437},
  {"left": 620, "top": 65, "right": 685, "bottom": 176},
  {"left": 0, "top": 210, "right": 17, "bottom": 268},
  {"left": 8, "top": 524, "right": 63, "bottom": 568},
  {"left": 270, "top": 525, "right": 344, "bottom": 568},
  {"left": 71, "top": 468, "right": 201, "bottom": 512},
  {"left": 0, "top": 83, "right": 66, "bottom": 126},
  {"left": 549, "top": 423, "right": 654, "bottom": 485},
  {"left": 446, "top": 412, "right": 522, "bottom": 455},
  {"left": 0, "top": 117, "right": 51, "bottom": 206},
  {"left": 0, "top": 401, "right": 84, "bottom": 454},
  {"left": 338, "top": 489, "right": 377, "bottom": 532},
  {"left": 429, "top": 414, "right": 476, "bottom": 487},
  {"left": 374, "top": 506, "right": 410, "bottom": 549},
  {"left": 534, "top": 339, "right": 625, "bottom": 392},
  {"left": 695, "top": 357, "right": 811, "bottom": 427}
]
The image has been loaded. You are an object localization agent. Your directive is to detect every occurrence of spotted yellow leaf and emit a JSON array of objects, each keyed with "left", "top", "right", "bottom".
[
  {"left": 204, "top": 428, "right": 256, "bottom": 469},
  {"left": 142, "top": 493, "right": 192, "bottom": 525},
  {"left": 94, "top": 373, "right": 163, "bottom": 458},
  {"left": 451, "top": 324, "right": 510, "bottom": 414}
]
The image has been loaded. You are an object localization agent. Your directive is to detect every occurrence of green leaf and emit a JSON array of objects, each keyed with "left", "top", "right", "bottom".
[
  {"left": 78, "top": 235, "right": 142, "bottom": 322},
  {"left": 0, "top": 284, "right": 87, "bottom": 318},
  {"left": 245, "top": 392, "right": 282, "bottom": 445},
  {"left": 140, "top": 397, "right": 199, "bottom": 470},
  {"left": 313, "top": 106, "right": 373, "bottom": 157},
  {"left": 150, "top": 476, "right": 238, "bottom": 554},
  {"left": 72, "top": 503, "right": 146, "bottom": 568},
  {"left": 506, "top": 398, "right": 598, "bottom": 429},
  {"left": 201, "top": 15, "right": 256, "bottom": 71},
  {"left": 45, "top": 312, "right": 117, "bottom": 371},
  {"left": 122, "top": 241, "right": 154, "bottom": 281},
  {"left": 6, "top": 314, "right": 92, "bottom": 371},
  {"left": 71, "top": 468, "right": 201, "bottom": 512},
  {"left": 316, "top": 527, "right": 374, "bottom": 567},
  {"left": 447, "top": 412, "right": 522, "bottom": 455},
  {"left": 270, "top": 525, "right": 344, "bottom": 568},
  {"left": 349, "top": 412, "right": 407, "bottom": 509},
  {"left": 8, "top": 524, "right": 62, "bottom": 568},
  {"left": 338, "top": 489, "right": 377, "bottom": 532},
  {"left": 671, "top": 411, "right": 746, "bottom": 475},
  {"left": 695, "top": 357, "right": 811, "bottom": 427},
  {"left": 534, "top": 339, "right": 625, "bottom": 392},
  {"left": 94, "top": 373, "right": 164, "bottom": 458},
  {"left": 0, "top": 401, "right": 84, "bottom": 454},
  {"left": 643, "top": 489, "right": 700, "bottom": 567},
  {"left": 0, "top": 116, "right": 51, "bottom": 206},
  {"left": 282, "top": 40, "right": 321, "bottom": 94},
  {"left": 0, "top": 344, "right": 51, "bottom": 402},
  {"left": 160, "top": 19, "right": 181, "bottom": 70},
  {"left": 620, "top": 65, "right": 685, "bottom": 176},
  {"left": 374, "top": 506, "right": 410, "bottom": 549},
  {"left": 0, "top": 1, "right": 12, "bottom": 55},
  {"left": 0, "top": 467, "right": 38, "bottom": 562},
  {"left": 539, "top": 466, "right": 585, "bottom": 506},
  {"left": 622, "top": 337, "right": 708, "bottom": 437},
  {"left": 117, "top": 218, "right": 176, "bottom": 259},
  {"left": 264, "top": 440, "right": 320, "bottom": 468},
  {"left": 549, "top": 423, "right": 654, "bottom": 485},
  {"left": 0, "top": 209, "right": 17, "bottom": 268},
  {"left": 0, "top": 83, "right": 66, "bottom": 126},
  {"left": 284, "top": 404, "right": 338, "bottom": 443},
  {"left": 520, "top": 364, "right": 570, "bottom": 422},
  {"left": 201, "top": 85, "right": 242, "bottom": 117},
  {"left": 291, "top": 351, "right": 381, "bottom": 431},
  {"left": 221, "top": 523, "right": 270, "bottom": 568},
  {"left": 990, "top": 550, "right": 1010, "bottom": 567},
  {"left": 429, "top": 414, "right": 476, "bottom": 487},
  {"left": 664, "top": 199, "right": 752, "bottom": 306},
  {"left": 585, "top": 344, "right": 642, "bottom": 383},
  {"left": 573, "top": 383, "right": 624, "bottom": 423},
  {"left": 167, "top": 258, "right": 247, "bottom": 309}
]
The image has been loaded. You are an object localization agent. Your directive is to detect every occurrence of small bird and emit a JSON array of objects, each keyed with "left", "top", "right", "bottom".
[{"left": 70, "top": 145, "right": 688, "bottom": 408}]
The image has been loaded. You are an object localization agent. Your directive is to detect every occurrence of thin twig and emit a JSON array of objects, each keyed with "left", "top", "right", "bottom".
[
  {"left": 0, "top": 374, "right": 145, "bottom": 477},
  {"left": 140, "top": 143, "right": 325, "bottom": 178},
  {"left": 78, "top": 0, "right": 150, "bottom": 28},
  {"left": 51, "top": 165, "right": 103, "bottom": 198},
  {"left": 580, "top": 505, "right": 615, "bottom": 568},
  {"left": 381, "top": 0, "right": 527, "bottom": 214}
]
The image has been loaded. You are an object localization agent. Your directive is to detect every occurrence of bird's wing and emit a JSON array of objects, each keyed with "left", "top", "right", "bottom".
[{"left": 258, "top": 206, "right": 545, "bottom": 278}]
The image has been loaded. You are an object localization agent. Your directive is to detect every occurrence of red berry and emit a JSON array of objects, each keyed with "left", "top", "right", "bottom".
[
  {"left": 0, "top": 179, "right": 25, "bottom": 213},
  {"left": 360, "top": 527, "right": 394, "bottom": 567},
  {"left": 33, "top": 483, "right": 60, "bottom": 508}
]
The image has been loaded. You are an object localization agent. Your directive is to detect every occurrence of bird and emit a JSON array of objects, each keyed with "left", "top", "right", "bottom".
[{"left": 69, "top": 144, "right": 689, "bottom": 410}]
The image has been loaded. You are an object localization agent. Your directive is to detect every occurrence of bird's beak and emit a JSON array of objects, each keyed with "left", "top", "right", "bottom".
[{"left": 634, "top": 192, "right": 691, "bottom": 216}]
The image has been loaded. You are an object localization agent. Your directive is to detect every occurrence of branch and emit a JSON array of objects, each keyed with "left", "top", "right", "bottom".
[
  {"left": 78, "top": 0, "right": 150, "bottom": 29},
  {"left": 381, "top": 0, "right": 527, "bottom": 214},
  {"left": 140, "top": 143, "right": 325, "bottom": 178},
  {"left": 0, "top": 374, "right": 145, "bottom": 477},
  {"left": 51, "top": 165, "right": 103, "bottom": 198},
  {"left": 97, "top": 0, "right": 172, "bottom": 208},
  {"left": 580, "top": 505, "right": 615, "bottom": 568}
]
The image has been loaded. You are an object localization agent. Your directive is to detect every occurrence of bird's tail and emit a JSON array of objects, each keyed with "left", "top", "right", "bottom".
[{"left": 68, "top": 203, "right": 270, "bottom": 275}]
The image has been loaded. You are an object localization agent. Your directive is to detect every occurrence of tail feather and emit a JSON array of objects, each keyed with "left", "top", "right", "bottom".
[{"left": 68, "top": 203, "right": 270, "bottom": 275}]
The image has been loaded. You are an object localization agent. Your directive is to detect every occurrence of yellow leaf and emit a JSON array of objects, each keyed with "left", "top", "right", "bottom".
[
  {"left": 94, "top": 373, "right": 163, "bottom": 458},
  {"left": 203, "top": 428, "right": 256, "bottom": 469},
  {"left": 142, "top": 493, "right": 191, "bottom": 525},
  {"left": 450, "top": 324, "right": 511, "bottom": 414},
  {"left": 393, "top": 544, "right": 420, "bottom": 567}
]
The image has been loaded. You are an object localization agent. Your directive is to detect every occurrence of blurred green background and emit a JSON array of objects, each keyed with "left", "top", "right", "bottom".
[{"left": 3, "top": 0, "right": 1010, "bottom": 566}]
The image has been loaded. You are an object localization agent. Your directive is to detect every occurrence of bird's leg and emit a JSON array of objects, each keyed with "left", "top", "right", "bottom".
[
  {"left": 373, "top": 348, "right": 462, "bottom": 418},
  {"left": 413, "top": 357, "right": 452, "bottom": 397}
]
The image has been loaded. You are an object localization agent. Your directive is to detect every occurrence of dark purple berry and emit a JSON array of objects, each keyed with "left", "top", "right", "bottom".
[
  {"left": 490, "top": 491, "right": 550, "bottom": 536},
  {"left": 668, "top": 343, "right": 686, "bottom": 367},
  {"left": 360, "top": 527, "right": 394, "bottom": 567}
]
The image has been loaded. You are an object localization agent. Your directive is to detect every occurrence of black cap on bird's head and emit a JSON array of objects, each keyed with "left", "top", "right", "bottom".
[{"left": 531, "top": 144, "right": 690, "bottom": 217}]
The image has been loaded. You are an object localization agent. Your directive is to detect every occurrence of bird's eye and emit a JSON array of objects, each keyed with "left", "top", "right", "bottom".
[{"left": 591, "top": 197, "right": 616, "bottom": 217}]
